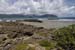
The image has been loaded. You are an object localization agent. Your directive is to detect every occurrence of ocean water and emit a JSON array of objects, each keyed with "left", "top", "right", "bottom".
[
  {"left": 0, "top": 16, "right": 75, "bottom": 22},
  {"left": 58, "top": 19, "right": 75, "bottom": 21}
]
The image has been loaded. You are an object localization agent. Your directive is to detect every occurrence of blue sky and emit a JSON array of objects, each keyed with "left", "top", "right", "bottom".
[
  {"left": 0, "top": 0, "right": 75, "bottom": 17},
  {"left": 66, "top": 0, "right": 75, "bottom": 6}
]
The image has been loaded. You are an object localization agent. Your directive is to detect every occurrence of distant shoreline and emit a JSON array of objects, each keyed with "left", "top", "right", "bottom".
[
  {"left": 19, "top": 19, "right": 75, "bottom": 29},
  {"left": 0, "top": 18, "right": 75, "bottom": 22},
  {"left": 0, "top": 18, "right": 75, "bottom": 29}
]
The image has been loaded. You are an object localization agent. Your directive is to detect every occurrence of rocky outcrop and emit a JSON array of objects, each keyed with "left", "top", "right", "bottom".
[{"left": 0, "top": 22, "right": 59, "bottom": 50}]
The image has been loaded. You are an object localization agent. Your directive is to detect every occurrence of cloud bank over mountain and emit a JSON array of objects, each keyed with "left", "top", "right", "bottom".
[{"left": 0, "top": 0, "right": 75, "bottom": 17}]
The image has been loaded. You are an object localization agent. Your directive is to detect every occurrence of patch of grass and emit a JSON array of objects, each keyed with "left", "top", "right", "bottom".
[
  {"left": 14, "top": 43, "right": 28, "bottom": 50},
  {"left": 36, "top": 32, "right": 48, "bottom": 37},
  {"left": 39, "top": 40, "right": 56, "bottom": 48},
  {"left": 28, "top": 47, "right": 35, "bottom": 50}
]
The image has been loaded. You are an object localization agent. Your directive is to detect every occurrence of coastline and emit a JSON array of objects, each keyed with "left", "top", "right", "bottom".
[
  {"left": 0, "top": 19, "right": 75, "bottom": 29},
  {"left": 20, "top": 19, "right": 75, "bottom": 29},
  {"left": 0, "top": 18, "right": 75, "bottom": 50}
]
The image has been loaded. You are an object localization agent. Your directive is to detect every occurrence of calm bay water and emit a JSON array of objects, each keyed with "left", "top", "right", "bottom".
[{"left": 0, "top": 16, "right": 75, "bottom": 21}]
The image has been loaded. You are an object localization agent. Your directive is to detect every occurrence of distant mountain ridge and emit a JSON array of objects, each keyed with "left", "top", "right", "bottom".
[
  {"left": 0, "top": 14, "right": 58, "bottom": 19},
  {"left": 59, "top": 17, "right": 75, "bottom": 19}
]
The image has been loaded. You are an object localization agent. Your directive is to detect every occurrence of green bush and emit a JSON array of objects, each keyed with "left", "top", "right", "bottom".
[{"left": 53, "top": 24, "right": 75, "bottom": 50}]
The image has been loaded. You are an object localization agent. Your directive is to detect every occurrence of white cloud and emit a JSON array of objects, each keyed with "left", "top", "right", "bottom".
[{"left": 0, "top": 0, "right": 75, "bottom": 17}]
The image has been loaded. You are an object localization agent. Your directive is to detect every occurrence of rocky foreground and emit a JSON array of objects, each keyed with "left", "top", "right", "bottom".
[{"left": 0, "top": 21, "right": 75, "bottom": 50}]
